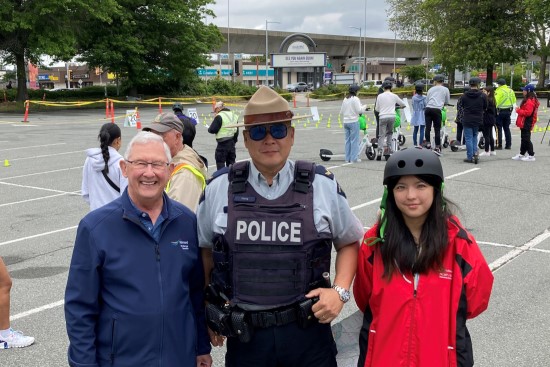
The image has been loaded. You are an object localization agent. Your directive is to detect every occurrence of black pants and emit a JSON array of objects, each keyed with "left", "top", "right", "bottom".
[
  {"left": 424, "top": 107, "right": 442, "bottom": 147},
  {"left": 482, "top": 124, "right": 495, "bottom": 152},
  {"left": 496, "top": 110, "right": 512, "bottom": 148},
  {"left": 225, "top": 320, "right": 337, "bottom": 367},
  {"left": 456, "top": 122, "right": 464, "bottom": 144},
  {"left": 215, "top": 139, "right": 236, "bottom": 170},
  {"left": 520, "top": 127, "right": 534, "bottom": 156}
]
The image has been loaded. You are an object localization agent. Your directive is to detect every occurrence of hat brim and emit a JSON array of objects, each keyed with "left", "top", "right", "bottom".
[
  {"left": 142, "top": 124, "right": 173, "bottom": 133},
  {"left": 226, "top": 114, "right": 313, "bottom": 128}
]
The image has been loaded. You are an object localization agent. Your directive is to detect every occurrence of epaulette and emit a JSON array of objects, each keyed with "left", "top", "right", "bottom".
[
  {"left": 314, "top": 164, "right": 334, "bottom": 180},
  {"left": 207, "top": 166, "right": 231, "bottom": 185}
]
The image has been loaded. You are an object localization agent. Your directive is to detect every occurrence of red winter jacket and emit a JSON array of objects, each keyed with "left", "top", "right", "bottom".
[
  {"left": 354, "top": 216, "right": 493, "bottom": 367},
  {"left": 515, "top": 97, "right": 539, "bottom": 131}
]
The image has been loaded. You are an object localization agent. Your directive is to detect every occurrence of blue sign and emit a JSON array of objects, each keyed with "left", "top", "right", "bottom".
[
  {"left": 38, "top": 74, "right": 50, "bottom": 81},
  {"left": 197, "top": 68, "right": 273, "bottom": 77}
]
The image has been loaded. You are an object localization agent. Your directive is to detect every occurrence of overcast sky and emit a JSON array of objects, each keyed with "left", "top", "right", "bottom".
[{"left": 206, "top": 0, "right": 393, "bottom": 39}]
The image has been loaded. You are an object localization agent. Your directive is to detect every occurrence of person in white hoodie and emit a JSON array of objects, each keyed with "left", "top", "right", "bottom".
[
  {"left": 81, "top": 123, "right": 127, "bottom": 210},
  {"left": 340, "top": 85, "right": 367, "bottom": 163}
]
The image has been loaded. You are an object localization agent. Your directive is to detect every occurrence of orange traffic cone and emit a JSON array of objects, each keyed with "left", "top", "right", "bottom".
[{"left": 136, "top": 108, "right": 142, "bottom": 129}]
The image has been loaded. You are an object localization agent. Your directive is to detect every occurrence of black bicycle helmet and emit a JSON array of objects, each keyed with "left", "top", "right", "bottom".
[
  {"left": 469, "top": 77, "right": 481, "bottom": 86},
  {"left": 433, "top": 74, "right": 445, "bottom": 82},
  {"left": 496, "top": 78, "right": 506, "bottom": 85},
  {"left": 383, "top": 147, "right": 443, "bottom": 185},
  {"left": 172, "top": 102, "right": 184, "bottom": 112},
  {"left": 382, "top": 80, "right": 393, "bottom": 89},
  {"left": 349, "top": 84, "right": 360, "bottom": 94},
  {"left": 414, "top": 83, "right": 424, "bottom": 92}
]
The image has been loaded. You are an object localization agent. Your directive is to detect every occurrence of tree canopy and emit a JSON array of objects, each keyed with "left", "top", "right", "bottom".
[
  {"left": 77, "top": 0, "right": 224, "bottom": 96},
  {"left": 387, "top": 0, "right": 532, "bottom": 85}
]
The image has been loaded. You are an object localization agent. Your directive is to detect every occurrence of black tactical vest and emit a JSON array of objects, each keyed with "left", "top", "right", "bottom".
[{"left": 211, "top": 161, "right": 333, "bottom": 311}]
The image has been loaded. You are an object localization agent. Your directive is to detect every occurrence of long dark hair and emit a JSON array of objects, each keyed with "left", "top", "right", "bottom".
[
  {"left": 377, "top": 174, "right": 454, "bottom": 279},
  {"left": 484, "top": 86, "right": 495, "bottom": 106},
  {"left": 98, "top": 123, "right": 121, "bottom": 174}
]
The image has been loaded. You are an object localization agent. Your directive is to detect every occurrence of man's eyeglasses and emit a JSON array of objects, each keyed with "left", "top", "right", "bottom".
[
  {"left": 247, "top": 123, "right": 288, "bottom": 141},
  {"left": 126, "top": 160, "right": 169, "bottom": 170}
]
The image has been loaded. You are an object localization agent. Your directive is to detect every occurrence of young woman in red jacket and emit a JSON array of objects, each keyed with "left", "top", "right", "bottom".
[
  {"left": 512, "top": 84, "right": 540, "bottom": 162},
  {"left": 354, "top": 147, "right": 494, "bottom": 367}
]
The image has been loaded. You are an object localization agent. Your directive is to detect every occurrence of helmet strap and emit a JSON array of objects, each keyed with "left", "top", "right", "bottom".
[{"left": 378, "top": 186, "right": 388, "bottom": 242}]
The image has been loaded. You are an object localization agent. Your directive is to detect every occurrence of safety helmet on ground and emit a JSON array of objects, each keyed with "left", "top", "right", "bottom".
[
  {"left": 349, "top": 84, "right": 360, "bottom": 94},
  {"left": 433, "top": 74, "right": 445, "bottom": 82},
  {"left": 383, "top": 147, "right": 443, "bottom": 185},
  {"left": 496, "top": 78, "right": 506, "bottom": 85},
  {"left": 382, "top": 80, "right": 393, "bottom": 89},
  {"left": 172, "top": 102, "right": 184, "bottom": 112},
  {"left": 469, "top": 77, "right": 482, "bottom": 86}
]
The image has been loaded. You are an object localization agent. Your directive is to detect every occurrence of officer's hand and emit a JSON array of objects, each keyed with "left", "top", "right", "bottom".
[
  {"left": 207, "top": 326, "right": 225, "bottom": 347},
  {"left": 197, "top": 354, "right": 213, "bottom": 367},
  {"left": 306, "top": 287, "right": 344, "bottom": 324}
]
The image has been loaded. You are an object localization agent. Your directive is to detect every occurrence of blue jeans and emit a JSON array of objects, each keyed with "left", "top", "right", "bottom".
[
  {"left": 463, "top": 126, "right": 478, "bottom": 160},
  {"left": 344, "top": 121, "right": 360, "bottom": 162},
  {"left": 413, "top": 125, "right": 425, "bottom": 146}
]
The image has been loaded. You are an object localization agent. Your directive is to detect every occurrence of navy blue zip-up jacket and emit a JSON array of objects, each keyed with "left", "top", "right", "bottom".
[{"left": 65, "top": 189, "right": 211, "bottom": 367}]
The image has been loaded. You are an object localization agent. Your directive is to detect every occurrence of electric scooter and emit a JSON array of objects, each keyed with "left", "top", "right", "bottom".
[{"left": 320, "top": 129, "right": 377, "bottom": 161}]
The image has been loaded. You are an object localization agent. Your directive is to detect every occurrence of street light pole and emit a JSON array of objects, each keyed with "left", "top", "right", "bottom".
[
  {"left": 350, "top": 26, "right": 361, "bottom": 83},
  {"left": 363, "top": 0, "right": 367, "bottom": 82},
  {"left": 265, "top": 20, "right": 280, "bottom": 86}
]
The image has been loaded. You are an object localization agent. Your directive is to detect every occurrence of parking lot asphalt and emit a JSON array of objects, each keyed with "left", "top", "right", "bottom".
[{"left": 1, "top": 95, "right": 549, "bottom": 366}]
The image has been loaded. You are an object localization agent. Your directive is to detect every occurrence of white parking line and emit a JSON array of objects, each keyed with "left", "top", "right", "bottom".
[
  {"left": 0, "top": 143, "right": 66, "bottom": 152},
  {"left": 0, "top": 226, "right": 77, "bottom": 247},
  {"left": 0, "top": 181, "right": 78, "bottom": 195},
  {"left": 0, "top": 166, "right": 83, "bottom": 181},
  {"left": 9, "top": 150, "right": 85, "bottom": 161},
  {"left": 10, "top": 300, "right": 65, "bottom": 322},
  {"left": 488, "top": 230, "right": 550, "bottom": 271},
  {"left": 0, "top": 192, "right": 80, "bottom": 208}
]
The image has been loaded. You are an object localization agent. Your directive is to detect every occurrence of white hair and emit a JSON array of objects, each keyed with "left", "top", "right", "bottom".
[{"left": 124, "top": 131, "right": 172, "bottom": 162}]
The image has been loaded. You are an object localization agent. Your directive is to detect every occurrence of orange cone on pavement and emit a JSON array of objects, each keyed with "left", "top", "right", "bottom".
[{"left": 135, "top": 108, "right": 142, "bottom": 129}]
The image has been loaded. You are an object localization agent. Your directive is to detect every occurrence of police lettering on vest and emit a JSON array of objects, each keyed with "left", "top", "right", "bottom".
[{"left": 235, "top": 218, "right": 303, "bottom": 245}]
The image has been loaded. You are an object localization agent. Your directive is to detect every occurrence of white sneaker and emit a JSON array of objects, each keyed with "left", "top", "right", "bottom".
[
  {"left": 490, "top": 151, "right": 496, "bottom": 156},
  {"left": 0, "top": 328, "right": 35, "bottom": 349},
  {"left": 521, "top": 155, "right": 536, "bottom": 162},
  {"left": 511, "top": 154, "right": 524, "bottom": 161},
  {"left": 479, "top": 151, "right": 490, "bottom": 157}
]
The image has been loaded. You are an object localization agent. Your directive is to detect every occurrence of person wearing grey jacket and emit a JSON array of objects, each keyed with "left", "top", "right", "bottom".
[{"left": 424, "top": 75, "right": 450, "bottom": 152}]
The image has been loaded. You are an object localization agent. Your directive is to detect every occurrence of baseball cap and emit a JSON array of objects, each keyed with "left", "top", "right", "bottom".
[
  {"left": 521, "top": 84, "right": 535, "bottom": 92},
  {"left": 214, "top": 101, "right": 225, "bottom": 110},
  {"left": 142, "top": 113, "right": 184, "bottom": 133}
]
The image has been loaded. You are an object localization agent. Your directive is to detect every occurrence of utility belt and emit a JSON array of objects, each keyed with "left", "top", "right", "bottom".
[
  {"left": 206, "top": 298, "right": 318, "bottom": 343},
  {"left": 497, "top": 107, "right": 513, "bottom": 113}
]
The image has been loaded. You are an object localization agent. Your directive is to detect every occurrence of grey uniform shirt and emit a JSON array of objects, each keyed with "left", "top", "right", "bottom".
[
  {"left": 197, "top": 160, "right": 364, "bottom": 250},
  {"left": 425, "top": 85, "right": 450, "bottom": 109}
]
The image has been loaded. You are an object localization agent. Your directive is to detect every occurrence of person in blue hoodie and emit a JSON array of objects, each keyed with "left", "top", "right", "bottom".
[
  {"left": 81, "top": 123, "right": 127, "bottom": 211},
  {"left": 411, "top": 84, "right": 427, "bottom": 146},
  {"left": 65, "top": 131, "right": 212, "bottom": 367}
]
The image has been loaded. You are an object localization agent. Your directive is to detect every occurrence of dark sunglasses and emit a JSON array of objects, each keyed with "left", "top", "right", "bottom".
[{"left": 247, "top": 123, "right": 289, "bottom": 141}]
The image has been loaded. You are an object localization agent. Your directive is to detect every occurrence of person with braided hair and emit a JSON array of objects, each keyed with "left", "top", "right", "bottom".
[
  {"left": 354, "top": 147, "right": 493, "bottom": 367},
  {"left": 81, "top": 123, "right": 127, "bottom": 210}
]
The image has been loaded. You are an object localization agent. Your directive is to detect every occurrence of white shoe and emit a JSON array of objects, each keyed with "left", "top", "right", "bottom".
[
  {"left": 490, "top": 151, "right": 496, "bottom": 156},
  {"left": 353, "top": 159, "right": 362, "bottom": 163},
  {"left": 521, "top": 155, "right": 536, "bottom": 162},
  {"left": 0, "top": 328, "right": 35, "bottom": 349},
  {"left": 478, "top": 151, "right": 490, "bottom": 157},
  {"left": 511, "top": 154, "right": 524, "bottom": 161}
]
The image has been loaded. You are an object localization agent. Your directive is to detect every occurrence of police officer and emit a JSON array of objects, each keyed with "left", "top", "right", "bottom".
[
  {"left": 209, "top": 101, "right": 239, "bottom": 170},
  {"left": 172, "top": 102, "right": 197, "bottom": 148},
  {"left": 197, "top": 86, "right": 363, "bottom": 367},
  {"left": 494, "top": 78, "right": 517, "bottom": 149}
]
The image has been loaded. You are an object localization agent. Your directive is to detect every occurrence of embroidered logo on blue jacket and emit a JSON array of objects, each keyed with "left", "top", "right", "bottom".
[{"left": 170, "top": 240, "right": 189, "bottom": 250}]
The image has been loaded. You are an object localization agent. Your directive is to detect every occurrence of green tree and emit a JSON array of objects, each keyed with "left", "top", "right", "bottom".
[
  {"left": 400, "top": 65, "right": 428, "bottom": 83},
  {"left": 525, "top": 0, "right": 550, "bottom": 88},
  {"left": 77, "top": 0, "right": 224, "bottom": 96},
  {"left": 0, "top": 0, "right": 116, "bottom": 101},
  {"left": 387, "top": 0, "right": 531, "bottom": 86}
]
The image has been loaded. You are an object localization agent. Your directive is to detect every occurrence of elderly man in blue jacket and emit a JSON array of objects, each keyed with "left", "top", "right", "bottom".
[{"left": 65, "top": 131, "right": 212, "bottom": 367}]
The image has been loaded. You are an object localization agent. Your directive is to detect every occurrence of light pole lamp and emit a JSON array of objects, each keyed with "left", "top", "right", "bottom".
[
  {"left": 349, "top": 26, "right": 361, "bottom": 82},
  {"left": 265, "top": 20, "right": 280, "bottom": 85}
]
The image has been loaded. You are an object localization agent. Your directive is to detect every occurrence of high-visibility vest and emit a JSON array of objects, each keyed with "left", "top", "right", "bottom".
[
  {"left": 215, "top": 110, "right": 238, "bottom": 140},
  {"left": 165, "top": 163, "right": 206, "bottom": 192}
]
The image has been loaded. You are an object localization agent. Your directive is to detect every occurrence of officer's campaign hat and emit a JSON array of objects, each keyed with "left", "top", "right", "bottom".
[{"left": 227, "top": 86, "right": 304, "bottom": 128}]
